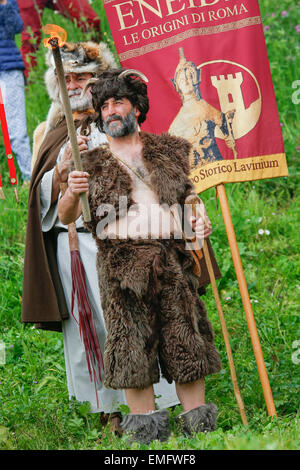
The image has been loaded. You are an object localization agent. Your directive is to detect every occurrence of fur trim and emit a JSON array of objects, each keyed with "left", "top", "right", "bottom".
[
  {"left": 176, "top": 403, "right": 218, "bottom": 435},
  {"left": 121, "top": 409, "right": 170, "bottom": 445},
  {"left": 43, "top": 41, "right": 117, "bottom": 134},
  {"left": 81, "top": 132, "right": 193, "bottom": 238}
]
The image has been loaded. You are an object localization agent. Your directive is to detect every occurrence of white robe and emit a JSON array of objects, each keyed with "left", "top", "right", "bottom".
[{"left": 39, "top": 123, "right": 179, "bottom": 413}]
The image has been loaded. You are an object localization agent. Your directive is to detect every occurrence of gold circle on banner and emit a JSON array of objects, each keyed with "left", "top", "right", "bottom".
[
  {"left": 197, "top": 60, "right": 262, "bottom": 140},
  {"left": 11, "top": 178, "right": 16, "bottom": 183}
]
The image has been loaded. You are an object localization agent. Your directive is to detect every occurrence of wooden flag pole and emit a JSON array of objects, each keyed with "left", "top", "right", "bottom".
[
  {"left": 216, "top": 183, "right": 277, "bottom": 418},
  {"left": 202, "top": 237, "right": 249, "bottom": 426},
  {"left": 187, "top": 194, "right": 248, "bottom": 426}
]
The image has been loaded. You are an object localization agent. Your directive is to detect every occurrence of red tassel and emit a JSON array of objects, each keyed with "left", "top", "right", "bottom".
[{"left": 70, "top": 250, "right": 104, "bottom": 408}]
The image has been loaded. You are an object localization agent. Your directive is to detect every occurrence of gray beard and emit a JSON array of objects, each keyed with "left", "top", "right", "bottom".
[
  {"left": 103, "top": 108, "right": 138, "bottom": 137},
  {"left": 69, "top": 93, "right": 93, "bottom": 112},
  {"left": 60, "top": 89, "right": 93, "bottom": 112}
]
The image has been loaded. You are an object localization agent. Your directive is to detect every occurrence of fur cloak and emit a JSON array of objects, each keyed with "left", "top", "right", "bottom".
[
  {"left": 81, "top": 131, "right": 221, "bottom": 289},
  {"left": 79, "top": 132, "right": 222, "bottom": 388},
  {"left": 22, "top": 119, "right": 81, "bottom": 331}
]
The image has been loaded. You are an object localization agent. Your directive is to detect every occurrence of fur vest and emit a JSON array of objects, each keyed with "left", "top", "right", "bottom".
[
  {"left": 80, "top": 131, "right": 221, "bottom": 291},
  {"left": 81, "top": 131, "right": 195, "bottom": 240}
]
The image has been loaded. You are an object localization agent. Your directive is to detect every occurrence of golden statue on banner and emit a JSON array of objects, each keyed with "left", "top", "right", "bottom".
[{"left": 169, "top": 48, "right": 237, "bottom": 169}]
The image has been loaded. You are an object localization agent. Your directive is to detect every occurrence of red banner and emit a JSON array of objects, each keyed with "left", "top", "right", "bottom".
[{"left": 103, "top": 0, "right": 288, "bottom": 192}]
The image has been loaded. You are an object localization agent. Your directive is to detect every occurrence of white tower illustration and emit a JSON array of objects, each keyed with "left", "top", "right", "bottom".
[{"left": 211, "top": 72, "right": 261, "bottom": 139}]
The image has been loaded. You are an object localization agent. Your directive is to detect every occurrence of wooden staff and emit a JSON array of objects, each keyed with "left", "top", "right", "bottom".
[
  {"left": 216, "top": 184, "right": 277, "bottom": 418},
  {"left": 186, "top": 194, "right": 248, "bottom": 425},
  {"left": 48, "top": 36, "right": 91, "bottom": 222}
]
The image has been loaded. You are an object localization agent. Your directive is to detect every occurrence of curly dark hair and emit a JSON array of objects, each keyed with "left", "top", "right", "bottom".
[{"left": 90, "top": 68, "right": 149, "bottom": 131}]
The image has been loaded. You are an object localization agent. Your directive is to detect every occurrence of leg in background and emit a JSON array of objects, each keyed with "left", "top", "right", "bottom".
[{"left": 0, "top": 70, "right": 32, "bottom": 181}]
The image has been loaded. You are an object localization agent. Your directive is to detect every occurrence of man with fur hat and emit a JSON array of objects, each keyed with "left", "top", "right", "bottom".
[
  {"left": 58, "top": 68, "right": 222, "bottom": 444},
  {"left": 22, "top": 42, "right": 181, "bottom": 434}
]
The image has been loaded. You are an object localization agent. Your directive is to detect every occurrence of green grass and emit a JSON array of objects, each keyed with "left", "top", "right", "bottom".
[{"left": 0, "top": 0, "right": 299, "bottom": 451}]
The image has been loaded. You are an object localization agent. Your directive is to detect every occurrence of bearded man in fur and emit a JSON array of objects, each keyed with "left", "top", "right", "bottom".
[{"left": 58, "top": 68, "right": 222, "bottom": 444}]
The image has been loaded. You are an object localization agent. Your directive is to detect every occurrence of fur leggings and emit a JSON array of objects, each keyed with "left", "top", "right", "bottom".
[{"left": 96, "top": 238, "right": 222, "bottom": 390}]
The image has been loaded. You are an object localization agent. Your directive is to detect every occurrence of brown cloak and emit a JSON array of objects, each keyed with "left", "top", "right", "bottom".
[{"left": 21, "top": 118, "right": 79, "bottom": 332}]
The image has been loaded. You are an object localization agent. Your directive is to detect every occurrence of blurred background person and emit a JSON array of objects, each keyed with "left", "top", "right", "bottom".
[
  {"left": 18, "top": 0, "right": 101, "bottom": 76},
  {"left": 0, "top": 0, "right": 32, "bottom": 182}
]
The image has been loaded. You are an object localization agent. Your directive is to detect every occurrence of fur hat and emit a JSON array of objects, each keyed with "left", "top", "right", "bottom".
[
  {"left": 91, "top": 67, "right": 149, "bottom": 131},
  {"left": 44, "top": 41, "right": 117, "bottom": 132}
]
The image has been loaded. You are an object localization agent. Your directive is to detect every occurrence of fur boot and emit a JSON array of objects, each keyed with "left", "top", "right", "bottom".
[
  {"left": 121, "top": 409, "right": 170, "bottom": 445},
  {"left": 176, "top": 403, "right": 218, "bottom": 435}
]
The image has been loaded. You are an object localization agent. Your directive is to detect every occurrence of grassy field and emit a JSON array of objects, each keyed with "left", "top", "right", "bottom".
[{"left": 0, "top": 0, "right": 299, "bottom": 450}]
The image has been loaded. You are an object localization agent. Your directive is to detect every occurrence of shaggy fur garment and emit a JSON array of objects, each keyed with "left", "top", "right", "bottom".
[
  {"left": 96, "top": 238, "right": 221, "bottom": 390},
  {"left": 81, "top": 132, "right": 222, "bottom": 389},
  {"left": 121, "top": 409, "right": 171, "bottom": 445},
  {"left": 176, "top": 403, "right": 218, "bottom": 435}
]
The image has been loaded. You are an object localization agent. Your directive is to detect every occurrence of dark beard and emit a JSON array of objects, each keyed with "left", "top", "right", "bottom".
[{"left": 103, "top": 108, "right": 138, "bottom": 137}]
